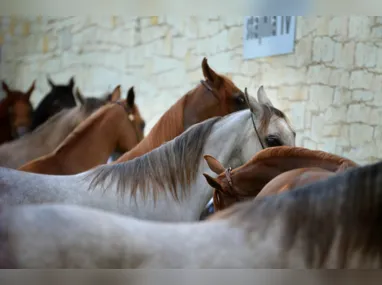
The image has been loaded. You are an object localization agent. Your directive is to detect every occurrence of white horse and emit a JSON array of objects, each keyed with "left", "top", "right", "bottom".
[
  {"left": 1, "top": 159, "right": 381, "bottom": 268},
  {"left": 0, "top": 87, "right": 296, "bottom": 222}
]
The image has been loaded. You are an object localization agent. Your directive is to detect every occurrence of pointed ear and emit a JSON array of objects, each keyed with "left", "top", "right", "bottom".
[
  {"left": 257, "top": 86, "right": 273, "bottom": 106},
  {"left": 68, "top": 76, "right": 75, "bottom": 88},
  {"left": 127, "top": 86, "right": 135, "bottom": 108},
  {"left": 203, "top": 173, "right": 223, "bottom": 191},
  {"left": 25, "top": 80, "right": 36, "bottom": 100},
  {"left": 201, "top": 57, "right": 222, "bottom": 89},
  {"left": 204, "top": 154, "right": 225, "bottom": 175},
  {"left": 47, "top": 76, "right": 55, "bottom": 88},
  {"left": 108, "top": 85, "right": 121, "bottom": 102},
  {"left": 1, "top": 81, "right": 9, "bottom": 93},
  {"left": 75, "top": 88, "right": 85, "bottom": 105}
]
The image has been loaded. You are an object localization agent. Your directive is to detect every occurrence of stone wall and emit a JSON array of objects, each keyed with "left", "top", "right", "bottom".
[{"left": 0, "top": 16, "right": 381, "bottom": 164}]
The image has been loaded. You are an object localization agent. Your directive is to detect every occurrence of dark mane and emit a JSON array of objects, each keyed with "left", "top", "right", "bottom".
[
  {"left": 214, "top": 160, "right": 382, "bottom": 268},
  {"left": 87, "top": 116, "right": 222, "bottom": 201}
]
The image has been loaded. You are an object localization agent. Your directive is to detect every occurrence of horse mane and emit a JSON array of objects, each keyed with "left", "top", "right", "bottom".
[
  {"left": 213, "top": 161, "right": 382, "bottom": 268},
  {"left": 246, "top": 146, "right": 359, "bottom": 168},
  {"left": 87, "top": 116, "right": 221, "bottom": 201},
  {"left": 116, "top": 93, "right": 188, "bottom": 161}
]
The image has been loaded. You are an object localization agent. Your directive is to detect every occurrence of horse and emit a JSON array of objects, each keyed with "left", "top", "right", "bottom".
[
  {"left": 0, "top": 80, "right": 35, "bottom": 144},
  {"left": 18, "top": 87, "right": 146, "bottom": 175},
  {"left": 0, "top": 86, "right": 296, "bottom": 222},
  {"left": 0, "top": 92, "right": 113, "bottom": 169},
  {"left": 202, "top": 146, "right": 358, "bottom": 213},
  {"left": 113, "top": 57, "right": 250, "bottom": 163},
  {"left": 30, "top": 76, "right": 77, "bottom": 131},
  {"left": 1, "top": 159, "right": 382, "bottom": 269}
]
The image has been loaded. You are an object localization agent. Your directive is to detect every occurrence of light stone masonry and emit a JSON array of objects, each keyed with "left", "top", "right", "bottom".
[{"left": 1, "top": 16, "right": 382, "bottom": 164}]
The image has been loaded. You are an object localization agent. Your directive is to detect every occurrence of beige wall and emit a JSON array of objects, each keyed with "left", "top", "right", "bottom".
[{"left": 0, "top": 16, "right": 381, "bottom": 165}]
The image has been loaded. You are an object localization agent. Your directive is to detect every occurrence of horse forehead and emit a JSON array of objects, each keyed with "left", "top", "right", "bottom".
[{"left": 268, "top": 116, "right": 295, "bottom": 141}]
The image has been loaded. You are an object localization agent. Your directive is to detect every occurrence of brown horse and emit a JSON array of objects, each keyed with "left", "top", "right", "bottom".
[
  {"left": 254, "top": 167, "right": 337, "bottom": 199},
  {"left": 0, "top": 81, "right": 35, "bottom": 144},
  {"left": 18, "top": 87, "right": 145, "bottom": 175},
  {"left": 0, "top": 89, "right": 117, "bottom": 169},
  {"left": 203, "top": 146, "right": 359, "bottom": 212},
  {"left": 114, "top": 57, "right": 248, "bottom": 163}
]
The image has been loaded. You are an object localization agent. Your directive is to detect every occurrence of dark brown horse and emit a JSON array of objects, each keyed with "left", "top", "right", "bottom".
[
  {"left": 30, "top": 77, "right": 77, "bottom": 130},
  {"left": 203, "top": 146, "right": 359, "bottom": 212},
  {"left": 114, "top": 57, "right": 248, "bottom": 164},
  {"left": 0, "top": 81, "right": 35, "bottom": 144},
  {"left": 18, "top": 87, "right": 146, "bottom": 175}
]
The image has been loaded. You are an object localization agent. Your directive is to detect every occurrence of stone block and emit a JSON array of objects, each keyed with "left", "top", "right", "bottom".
[
  {"left": 370, "top": 108, "right": 382, "bottom": 124},
  {"left": 349, "top": 123, "right": 373, "bottom": 146},
  {"left": 324, "top": 105, "right": 347, "bottom": 124},
  {"left": 322, "top": 125, "right": 341, "bottom": 137},
  {"left": 352, "top": 90, "right": 374, "bottom": 102},
  {"left": 328, "top": 16, "right": 348, "bottom": 39},
  {"left": 289, "top": 102, "right": 305, "bottom": 131},
  {"left": 312, "top": 36, "right": 334, "bottom": 62},
  {"left": 307, "top": 65, "right": 331, "bottom": 84},
  {"left": 349, "top": 70, "right": 373, "bottom": 90},
  {"left": 278, "top": 86, "right": 308, "bottom": 101},
  {"left": 151, "top": 57, "right": 180, "bottom": 74},
  {"left": 347, "top": 104, "right": 372, "bottom": 123},
  {"left": 355, "top": 42, "right": 377, "bottom": 68},
  {"left": 333, "top": 41, "right": 355, "bottom": 69},
  {"left": 332, "top": 87, "right": 352, "bottom": 106},
  {"left": 227, "top": 26, "right": 242, "bottom": 50},
  {"left": 307, "top": 85, "right": 334, "bottom": 111},
  {"left": 348, "top": 16, "right": 372, "bottom": 39}
]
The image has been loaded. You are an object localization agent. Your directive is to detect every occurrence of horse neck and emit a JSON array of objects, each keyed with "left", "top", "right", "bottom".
[
  {"left": 181, "top": 113, "right": 254, "bottom": 217},
  {"left": 53, "top": 106, "right": 122, "bottom": 173},
  {"left": 115, "top": 95, "right": 187, "bottom": 163}
]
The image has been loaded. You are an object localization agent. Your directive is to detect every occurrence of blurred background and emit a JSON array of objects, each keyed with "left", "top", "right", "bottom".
[{"left": 0, "top": 16, "right": 381, "bottom": 165}]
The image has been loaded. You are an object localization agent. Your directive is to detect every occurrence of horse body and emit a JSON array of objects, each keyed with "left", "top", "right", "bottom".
[
  {"left": 0, "top": 96, "right": 107, "bottom": 169},
  {"left": 18, "top": 88, "right": 145, "bottom": 175},
  {"left": 203, "top": 146, "right": 358, "bottom": 212},
  {"left": 0, "top": 103, "right": 296, "bottom": 222},
  {"left": 2, "top": 159, "right": 382, "bottom": 269}
]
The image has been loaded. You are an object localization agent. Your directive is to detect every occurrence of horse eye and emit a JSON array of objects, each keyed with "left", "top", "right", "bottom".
[
  {"left": 265, "top": 135, "right": 283, "bottom": 147},
  {"left": 236, "top": 95, "right": 246, "bottom": 104}
]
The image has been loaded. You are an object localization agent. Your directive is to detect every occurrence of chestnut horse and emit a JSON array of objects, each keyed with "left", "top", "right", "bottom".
[
  {"left": 0, "top": 90, "right": 115, "bottom": 169},
  {"left": 203, "top": 146, "right": 358, "bottom": 213},
  {"left": 19, "top": 87, "right": 145, "bottom": 175},
  {"left": 113, "top": 57, "right": 249, "bottom": 163},
  {"left": 30, "top": 77, "right": 77, "bottom": 131},
  {"left": 2, "top": 160, "right": 382, "bottom": 268},
  {"left": 0, "top": 81, "right": 35, "bottom": 144}
]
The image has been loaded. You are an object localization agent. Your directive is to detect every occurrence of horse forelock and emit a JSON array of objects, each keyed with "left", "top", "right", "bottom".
[
  {"left": 86, "top": 116, "right": 222, "bottom": 202},
  {"left": 215, "top": 160, "right": 382, "bottom": 268}
]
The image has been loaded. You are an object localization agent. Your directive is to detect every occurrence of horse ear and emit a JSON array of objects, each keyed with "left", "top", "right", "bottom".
[
  {"left": 204, "top": 155, "right": 225, "bottom": 175},
  {"left": 201, "top": 57, "right": 222, "bottom": 89},
  {"left": 68, "top": 77, "right": 75, "bottom": 88},
  {"left": 257, "top": 86, "right": 273, "bottom": 106},
  {"left": 25, "top": 80, "right": 36, "bottom": 100},
  {"left": 203, "top": 173, "right": 223, "bottom": 191},
  {"left": 108, "top": 85, "right": 121, "bottom": 102},
  {"left": 1, "top": 81, "right": 9, "bottom": 93},
  {"left": 127, "top": 86, "right": 135, "bottom": 108},
  {"left": 75, "top": 88, "right": 85, "bottom": 105},
  {"left": 47, "top": 76, "right": 55, "bottom": 88}
]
